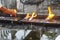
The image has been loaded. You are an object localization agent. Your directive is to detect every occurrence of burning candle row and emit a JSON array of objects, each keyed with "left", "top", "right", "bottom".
[
  {"left": 0, "top": 3, "right": 55, "bottom": 21},
  {"left": 24, "top": 6, "right": 55, "bottom": 21},
  {"left": 24, "top": 12, "right": 37, "bottom": 21}
]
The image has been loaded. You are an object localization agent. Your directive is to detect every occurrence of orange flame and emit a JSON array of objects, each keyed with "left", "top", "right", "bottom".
[
  {"left": 31, "top": 12, "right": 37, "bottom": 18},
  {"left": 46, "top": 6, "right": 55, "bottom": 20},
  {"left": 13, "top": 9, "right": 17, "bottom": 13},
  {"left": 0, "top": 6, "right": 17, "bottom": 17},
  {"left": 24, "top": 13, "right": 31, "bottom": 19},
  {"left": 29, "top": 12, "right": 37, "bottom": 20},
  {"left": 9, "top": 9, "right": 17, "bottom": 17}
]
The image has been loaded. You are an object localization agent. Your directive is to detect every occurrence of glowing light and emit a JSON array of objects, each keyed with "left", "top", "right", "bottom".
[
  {"left": 29, "top": 12, "right": 37, "bottom": 21},
  {"left": 46, "top": 6, "right": 55, "bottom": 20},
  {"left": 13, "top": 9, "right": 17, "bottom": 13},
  {"left": 31, "top": 12, "right": 37, "bottom": 17},
  {"left": 10, "top": 9, "right": 17, "bottom": 17},
  {"left": 24, "top": 13, "right": 30, "bottom": 19}
]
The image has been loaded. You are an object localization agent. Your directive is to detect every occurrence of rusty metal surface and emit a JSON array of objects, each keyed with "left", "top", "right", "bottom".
[
  {"left": 0, "top": 15, "right": 60, "bottom": 27},
  {"left": 0, "top": 16, "right": 60, "bottom": 24}
]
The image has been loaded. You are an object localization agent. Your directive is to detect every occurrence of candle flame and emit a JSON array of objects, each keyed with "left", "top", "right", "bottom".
[
  {"left": 31, "top": 12, "right": 37, "bottom": 17},
  {"left": 13, "top": 9, "right": 17, "bottom": 13},
  {"left": 46, "top": 6, "right": 55, "bottom": 20},
  {"left": 24, "top": 13, "right": 31, "bottom": 19},
  {"left": 29, "top": 12, "right": 37, "bottom": 21}
]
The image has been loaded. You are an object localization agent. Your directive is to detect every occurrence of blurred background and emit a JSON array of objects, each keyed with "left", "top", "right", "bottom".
[
  {"left": 0, "top": 0, "right": 60, "bottom": 15},
  {"left": 0, "top": 0, "right": 60, "bottom": 40}
]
